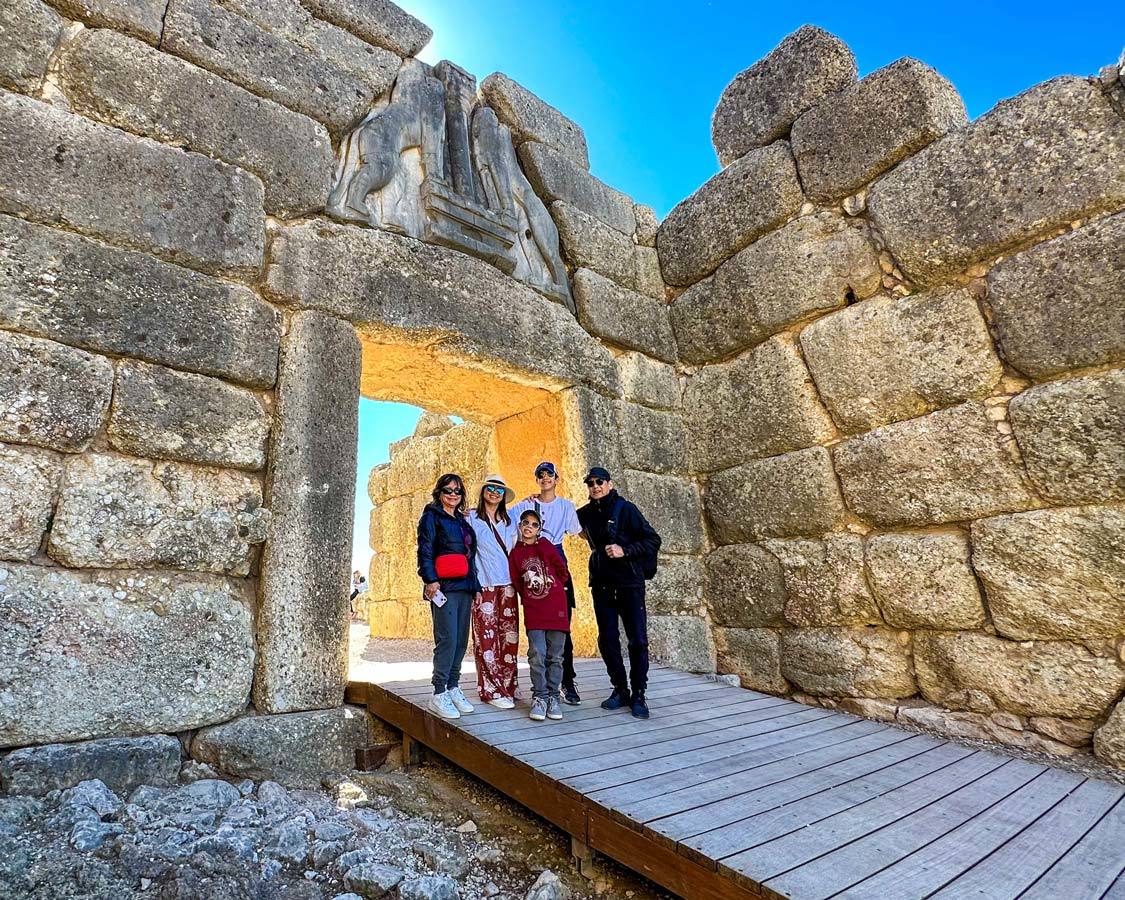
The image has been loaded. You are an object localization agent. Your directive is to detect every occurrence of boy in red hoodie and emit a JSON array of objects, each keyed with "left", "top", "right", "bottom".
[{"left": 508, "top": 509, "right": 571, "bottom": 721}]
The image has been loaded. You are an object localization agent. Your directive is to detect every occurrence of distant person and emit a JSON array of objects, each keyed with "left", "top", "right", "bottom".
[
  {"left": 511, "top": 461, "right": 583, "bottom": 705},
  {"left": 467, "top": 475, "right": 519, "bottom": 709},
  {"left": 508, "top": 508, "right": 570, "bottom": 722},
  {"left": 577, "top": 467, "right": 661, "bottom": 719},
  {"left": 349, "top": 569, "right": 367, "bottom": 620},
  {"left": 417, "top": 473, "right": 481, "bottom": 720}
]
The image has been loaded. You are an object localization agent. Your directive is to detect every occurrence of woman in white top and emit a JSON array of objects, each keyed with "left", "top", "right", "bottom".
[{"left": 467, "top": 474, "right": 519, "bottom": 708}]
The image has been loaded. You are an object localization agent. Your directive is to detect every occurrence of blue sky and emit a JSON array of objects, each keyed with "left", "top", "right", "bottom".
[{"left": 352, "top": 2, "right": 1125, "bottom": 574}]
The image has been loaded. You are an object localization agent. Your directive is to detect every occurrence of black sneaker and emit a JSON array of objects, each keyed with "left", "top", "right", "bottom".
[
  {"left": 562, "top": 682, "right": 582, "bottom": 706},
  {"left": 600, "top": 688, "right": 631, "bottom": 711},
  {"left": 631, "top": 693, "right": 650, "bottom": 719}
]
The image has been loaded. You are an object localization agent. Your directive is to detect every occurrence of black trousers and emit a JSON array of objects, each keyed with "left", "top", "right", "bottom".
[
  {"left": 555, "top": 544, "right": 578, "bottom": 687},
  {"left": 592, "top": 583, "right": 648, "bottom": 695}
]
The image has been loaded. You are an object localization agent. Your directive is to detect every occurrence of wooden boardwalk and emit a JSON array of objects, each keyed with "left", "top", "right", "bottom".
[{"left": 350, "top": 658, "right": 1125, "bottom": 899}]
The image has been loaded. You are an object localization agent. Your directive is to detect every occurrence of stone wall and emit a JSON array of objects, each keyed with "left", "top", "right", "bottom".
[{"left": 662, "top": 27, "right": 1125, "bottom": 768}]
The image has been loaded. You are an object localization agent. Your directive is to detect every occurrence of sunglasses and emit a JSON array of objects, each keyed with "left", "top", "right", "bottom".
[
  {"left": 536, "top": 471, "right": 556, "bottom": 479},
  {"left": 441, "top": 487, "right": 463, "bottom": 496},
  {"left": 519, "top": 520, "right": 541, "bottom": 528},
  {"left": 483, "top": 485, "right": 505, "bottom": 494},
  {"left": 584, "top": 478, "right": 607, "bottom": 487}
]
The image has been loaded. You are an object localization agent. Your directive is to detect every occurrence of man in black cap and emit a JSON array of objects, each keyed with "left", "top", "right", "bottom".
[{"left": 577, "top": 467, "right": 661, "bottom": 718}]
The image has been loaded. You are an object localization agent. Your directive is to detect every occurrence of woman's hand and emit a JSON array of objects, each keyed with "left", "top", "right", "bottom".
[
  {"left": 423, "top": 581, "right": 440, "bottom": 600},
  {"left": 474, "top": 592, "right": 483, "bottom": 604}
]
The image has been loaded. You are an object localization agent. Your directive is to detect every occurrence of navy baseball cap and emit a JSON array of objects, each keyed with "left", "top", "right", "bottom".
[
  {"left": 534, "top": 461, "right": 557, "bottom": 477},
  {"left": 584, "top": 466, "right": 612, "bottom": 482}
]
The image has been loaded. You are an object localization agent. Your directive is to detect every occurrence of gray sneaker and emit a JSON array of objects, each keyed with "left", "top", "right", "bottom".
[
  {"left": 529, "top": 698, "right": 547, "bottom": 721},
  {"left": 546, "top": 696, "right": 563, "bottom": 720}
]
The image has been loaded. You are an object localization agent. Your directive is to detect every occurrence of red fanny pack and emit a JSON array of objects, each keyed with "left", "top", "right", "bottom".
[{"left": 434, "top": 553, "right": 469, "bottom": 579}]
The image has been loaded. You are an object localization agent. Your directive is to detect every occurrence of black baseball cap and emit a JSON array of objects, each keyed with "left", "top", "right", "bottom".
[
  {"left": 584, "top": 466, "right": 612, "bottom": 482},
  {"left": 534, "top": 461, "right": 557, "bottom": 477}
]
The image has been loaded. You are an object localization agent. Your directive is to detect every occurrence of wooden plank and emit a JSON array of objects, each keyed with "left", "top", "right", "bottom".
[
  {"left": 1104, "top": 868, "right": 1125, "bottom": 899},
  {"left": 1020, "top": 795, "right": 1125, "bottom": 899},
  {"left": 344, "top": 681, "right": 369, "bottom": 704}
]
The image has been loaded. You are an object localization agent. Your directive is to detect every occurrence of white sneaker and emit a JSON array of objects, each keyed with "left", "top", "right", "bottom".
[
  {"left": 448, "top": 686, "right": 474, "bottom": 713},
  {"left": 487, "top": 697, "right": 515, "bottom": 709},
  {"left": 428, "top": 691, "right": 460, "bottom": 719},
  {"left": 529, "top": 698, "right": 547, "bottom": 721},
  {"left": 546, "top": 696, "right": 563, "bottom": 720}
]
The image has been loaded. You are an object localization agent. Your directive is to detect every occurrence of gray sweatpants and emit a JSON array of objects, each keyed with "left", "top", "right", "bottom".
[{"left": 527, "top": 629, "right": 566, "bottom": 700}]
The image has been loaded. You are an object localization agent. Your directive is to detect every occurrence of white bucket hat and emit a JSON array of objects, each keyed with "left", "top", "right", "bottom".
[{"left": 480, "top": 474, "right": 516, "bottom": 504}]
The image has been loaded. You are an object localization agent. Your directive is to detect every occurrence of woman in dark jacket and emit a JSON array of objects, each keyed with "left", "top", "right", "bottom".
[{"left": 417, "top": 472, "right": 482, "bottom": 720}]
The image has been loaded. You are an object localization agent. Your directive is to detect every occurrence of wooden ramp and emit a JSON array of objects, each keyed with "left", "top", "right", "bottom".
[{"left": 350, "top": 658, "right": 1125, "bottom": 899}]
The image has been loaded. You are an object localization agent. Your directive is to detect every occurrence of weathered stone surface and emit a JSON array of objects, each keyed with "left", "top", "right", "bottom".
[
  {"left": 634, "top": 246, "right": 665, "bottom": 301},
  {"left": 614, "top": 402, "right": 686, "bottom": 475},
  {"left": 791, "top": 58, "right": 966, "bottom": 201},
  {"left": 0, "top": 331, "right": 113, "bottom": 453},
  {"left": 0, "top": 217, "right": 280, "bottom": 389},
  {"left": 865, "top": 532, "right": 985, "bottom": 629},
  {"left": 58, "top": 29, "right": 335, "bottom": 217},
  {"left": 646, "top": 555, "right": 705, "bottom": 616},
  {"left": 557, "top": 387, "right": 622, "bottom": 495},
  {"left": 1009, "top": 371, "right": 1125, "bottom": 504},
  {"left": 987, "top": 213, "right": 1125, "bottom": 379},
  {"left": 712, "top": 26, "right": 857, "bottom": 166},
  {"left": 481, "top": 73, "right": 589, "bottom": 169},
  {"left": 780, "top": 627, "right": 916, "bottom": 699},
  {"left": 0, "top": 735, "right": 180, "bottom": 796},
  {"left": 657, "top": 141, "right": 804, "bottom": 287},
  {"left": 552, "top": 202, "right": 637, "bottom": 289},
  {"left": 833, "top": 402, "right": 1039, "bottom": 526},
  {"left": 762, "top": 534, "right": 881, "bottom": 627},
  {"left": 266, "top": 222, "right": 617, "bottom": 395},
  {"left": 44, "top": 0, "right": 165, "bottom": 42},
  {"left": 615, "top": 353, "right": 680, "bottom": 410},
  {"left": 914, "top": 630, "right": 1125, "bottom": 719},
  {"left": 868, "top": 78, "right": 1125, "bottom": 286},
  {"left": 518, "top": 142, "right": 634, "bottom": 233},
  {"left": 896, "top": 704, "right": 1083, "bottom": 757},
  {"left": 647, "top": 615, "right": 715, "bottom": 673},
  {"left": 707, "top": 447, "right": 846, "bottom": 543},
  {"left": 634, "top": 205, "right": 658, "bottom": 247},
  {"left": 1094, "top": 700, "right": 1125, "bottom": 769},
  {"left": 671, "top": 212, "right": 880, "bottom": 364},
  {"left": 705, "top": 544, "right": 786, "bottom": 627},
  {"left": 572, "top": 268, "right": 676, "bottom": 363},
  {"left": 0, "top": 0, "right": 62, "bottom": 92},
  {"left": 108, "top": 361, "right": 271, "bottom": 471},
  {"left": 0, "top": 564, "right": 254, "bottom": 747},
  {"left": 256, "top": 312, "right": 360, "bottom": 714},
  {"left": 715, "top": 628, "right": 788, "bottom": 693},
  {"left": 299, "top": 0, "right": 431, "bottom": 56},
  {"left": 800, "top": 287, "right": 1002, "bottom": 433},
  {"left": 191, "top": 706, "right": 369, "bottom": 787},
  {"left": 971, "top": 506, "right": 1125, "bottom": 642},
  {"left": 1029, "top": 716, "right": 1097, "bottom": 748},
  {"left": 163, "top": 0, "right": 373, "bottom": 134},
  {"left": 0, "top": 443, "right": 62, "bottom": 561},
  {"left": 684, "top": 335, "right": 835, "bottom": 472},
  {"left": 48, "top": 454, "right": 268, "bottom": 575},
  {"left": 621, "top": 470, "right": 704, "bottom": 555},
  {"left": 836, "top": 697, "right": 898, "bottom": 721},
  {"left": 0, "top": 93, "right": 265, "bottom": 276}
]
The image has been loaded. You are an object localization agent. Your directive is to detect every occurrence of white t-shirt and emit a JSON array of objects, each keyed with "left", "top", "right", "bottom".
[
  {"left": 509, "top": 495, "right": 581, "bottom": 547},
  {"left": 468, "top": 510, "right": 517, "bottom": 588}
]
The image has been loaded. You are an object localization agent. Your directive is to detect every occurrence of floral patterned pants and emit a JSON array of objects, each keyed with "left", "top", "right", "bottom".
[{"left": 471, "top": 586, "right": 519, "bottom": 702}]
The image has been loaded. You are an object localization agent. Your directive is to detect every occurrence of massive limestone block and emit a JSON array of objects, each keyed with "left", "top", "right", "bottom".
[
  {"left": 0, "top": 734, "right": 181, "bottom": 796},
  {"left": 1094, "top": 701, "right": 1125, "bottom": 769},
  {"left": 800, "top": 287, "right": 1002, "bottom": 434},
  {"left": 684, "top": 335, "right": 835, "bottom": 472},
  {"left": 557, "top": 386, "right": 623, "bottom": 493},
  {"left": 163, "top": 0, "right": 374, "bottom": 135},
  {"left": 705, "top": 544, "right": 786, "bottom": 628},
  {"left": 762, "top": 534, "right": 881, "bottom": 627},
  {"left": 833, "top": 402, "right": 1039, "bottom": 527},
  {"left": 386, "top": 435, "right": 441, "bottom": 498},
  {"left": 48, "top": 454, "right": 269, "bottom": 576},
  {"left": 256, "top": 312, "right": 360, "bottom": 714},
  {"left": 647, "top": 615, "right": 715, "bottom": 674},
  {"left": 552, "top": 202, "right": 638, "bottom": 290},
  {"left": 191, "top": 706, "right": 370, "bottom": 787},
  {"left": 0, "top": 217, "right": 281, "bottom": 389},
  {"left": 0, "top": 564, "right": 254, "bottom": 747},
  {"left": 780, "top": 627, "right": 916, "bottom": 699},
  {"left": 971, "top": 506, "right": 1125, "bottom": 642},
  {"left": 865, "top": 532, "right": 985, "bottom": 629},
  {"left": 480, "top": 73, "right": 589, "bottom": 169},
  {"left": 914, "top": 630, "right": 1125, "bottom": 719},
  {"left": 0, "top": 93, "right": 265, "bottom": 276},
  {"left": 572, "top": 269, "right": 677, "bottom": 363},
  {"left": 57, "top": 29, "right": 335, "bottom": 218},
  {"left": 715, "top": 628, "right": 788, "bottom": 693},
  {"left": 0, "top": 331, "right": 113, "bottom": 453},
  {"left": 518, "top": 143, "right": 635, "bottom": 234},
  {"left": 0, "top": 443, "right": 62, "bottom": 561},
  {"left": 867, "top": 78, "right": 1125, "bottom": 286},
  {"left": 707, "top": 447, "right": 846, "bottom": 544},
  {"left": 108, "top": 361, "right": 271, "bottom": 472},
  {"left": 614, "top": 403, "right": 686, "bottom": 475},
  {"left": 616, "top": 353, "right": 680, "bottom": 410},
  {"left": 300, "top": 0, "right": 432, "bottom": 57},
  {"left": 791, "top": 58, "right": 967, "bottom": 202},
  {"left": 986, "top": 213, "right": 1125, "bottom": 379},
  {"left": 671, "top": 212, "right": 880, "bottom": 365},
  {"left": 711, "top": 26, "right": 857, "bottom": 166},
  {"left": 43, "top": 0, "right": 165, "bottom": 43},
  {"left": 646, "top": 555, "right": 704, "bottom": 616},
  {"left": 266, "top": 222, "right": 617, "bottom": 396},
  {"left": 621, "top": 470, "right": 704, "bottom": 555},
  {"left": 0, "top": 0, "right": 61, "bottom": 92},
  {"left": 634, "top": 204, "right": 659, "bottom": 247},
  {"left": 657, "top": 141, "right": 805, "bottom": 287},
  {"left": 1009, "top": 371, "right": 1125, "bottom": 504}
]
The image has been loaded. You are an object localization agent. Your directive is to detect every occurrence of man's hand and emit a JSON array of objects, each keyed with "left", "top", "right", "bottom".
[
  {"left": 423, "top": 581, "right": 440, "bottom": 600},
  {"left": 605, "top": 544, "right": 625, "bottom": 559},
  {"left": 474, "top": 592, "right": 483, "bottom": 604}
]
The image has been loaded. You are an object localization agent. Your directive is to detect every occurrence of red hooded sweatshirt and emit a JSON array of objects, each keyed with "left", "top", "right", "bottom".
[{"left": 508, "top": 538, "right": 571, "bottom": 632}]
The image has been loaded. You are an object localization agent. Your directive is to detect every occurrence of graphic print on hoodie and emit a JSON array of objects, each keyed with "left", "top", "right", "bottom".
[{"left": 508, "top": 538, "right": 571, "bottom": 632}]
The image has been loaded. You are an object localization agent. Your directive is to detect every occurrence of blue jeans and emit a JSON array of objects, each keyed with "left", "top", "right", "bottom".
[
  {"left": 430, "top": 590, "right": 472, "bottom": 694},
  {"left": 527, "top": 629, "right": 567, "bottom": 700}
]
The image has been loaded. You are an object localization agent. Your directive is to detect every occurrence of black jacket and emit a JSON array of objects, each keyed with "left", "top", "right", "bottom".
[
  {"left": 417, "top": 503, "right": 481, "bottom": 594},
  {"left": 577, "top": 489, "right": 661, "bottom": 587}
]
